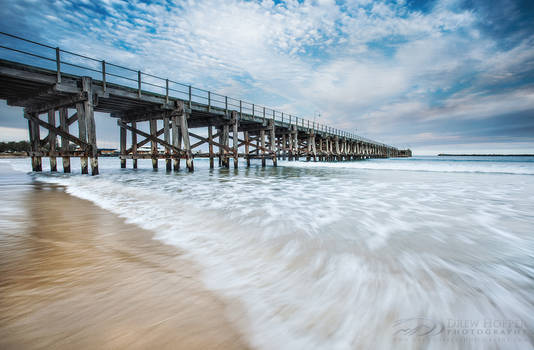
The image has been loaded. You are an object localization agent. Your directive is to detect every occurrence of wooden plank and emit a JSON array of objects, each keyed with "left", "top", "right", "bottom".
[{"left": 21, "top": 92, "right": 88, "bottom": 114}]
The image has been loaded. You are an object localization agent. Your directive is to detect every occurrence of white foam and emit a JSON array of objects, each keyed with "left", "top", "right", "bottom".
[
  {"left": 280, "top": 157, "right": 534, "bottom": 175},
  {"left": 4, "top": 157, "right": 533, "bottom": 349}
]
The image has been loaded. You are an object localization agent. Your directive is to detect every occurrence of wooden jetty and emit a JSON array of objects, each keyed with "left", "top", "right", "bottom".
[{"left": 0, "top": 32, "right": 409, "bottom": 175}]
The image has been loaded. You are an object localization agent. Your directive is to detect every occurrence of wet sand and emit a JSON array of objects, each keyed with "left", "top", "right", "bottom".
[{"left": 0, "top": 176, "right": 249, "bottom": 349}]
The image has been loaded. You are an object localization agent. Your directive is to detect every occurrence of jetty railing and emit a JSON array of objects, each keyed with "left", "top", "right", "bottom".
[{"left": 0, "top": 31, "right": 390, "bottom": 148}]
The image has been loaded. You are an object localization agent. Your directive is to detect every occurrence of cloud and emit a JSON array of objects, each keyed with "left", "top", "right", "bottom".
[
  {"left": 0, "top": 127, "right": 29, "bottom": 142},
  {"left": 0, "top": 0, "right": 532, "bottom": 153}
]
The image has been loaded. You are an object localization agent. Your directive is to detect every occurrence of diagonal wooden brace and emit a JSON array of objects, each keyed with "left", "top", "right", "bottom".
[
  {"left": 190, "top": 131, "right": 221, "bottom": 150},
  {"left": 125, "top": 128, "right": 164, "bottom": 154},
  {"left": 24, "top": 113, "right": 91, "bottom": 151},
  {"left": 117, "top": 120, "right": 184, "bottom": 155},
  {"left": 188, "top": 131, "right": 234, "bottom": 153}
]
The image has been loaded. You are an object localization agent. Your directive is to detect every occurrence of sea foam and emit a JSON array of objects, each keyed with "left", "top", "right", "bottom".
[{"left": 4, "top": 156, "right": 534, "bottom": 350}]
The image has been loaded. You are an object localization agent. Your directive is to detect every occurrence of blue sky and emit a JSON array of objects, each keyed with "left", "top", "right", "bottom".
[{"left": 0, "top": 0, "right": 533, "bottom": 154}]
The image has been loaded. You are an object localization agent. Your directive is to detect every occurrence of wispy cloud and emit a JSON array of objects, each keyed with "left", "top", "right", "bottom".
[{"left": 0, "top": 0, "right": 533, "bottom": 153}]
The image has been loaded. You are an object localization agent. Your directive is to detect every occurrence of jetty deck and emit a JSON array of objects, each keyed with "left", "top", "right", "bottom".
[{"left": 0, "top": 32, "right": 409, "bottom": 175}]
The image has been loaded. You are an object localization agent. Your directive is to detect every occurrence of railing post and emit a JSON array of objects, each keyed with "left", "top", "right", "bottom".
[
  {"left": 225, "top": 96, "right": 228, "bottom": 114},
  {"left": 208, "top": 91, "right": 211, "bottom": 112},
  {"left": 252, "top": 103, "right": 255, "bottom": 117},
  {"left": 165, "top": 79, "right": 169, "bottom": 103},
  {"left": 239, "top": 100, "right": 242, "bottom": 119},
  {"left": 137, "top": 70, "right": 141, "bottom": 97},
  {"left": 273, "top": 109, "right": 275, "bottom": 120},
  {"left": 263, "top": 107, "right": 265, "bottom": 122},
  {"left": 281, "top": 112, "right": 284, "bottom": 125},
  {"left": 55, "top": 47, "right": 61, "bottom": 83},
  {"left": 102, "top": 60, "right": 106, "bottom": 92}
]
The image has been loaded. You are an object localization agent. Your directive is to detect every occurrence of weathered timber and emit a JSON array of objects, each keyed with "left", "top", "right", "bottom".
[
  {"left": 120, "top": 121, "right": 127, "bottom": 168},
  {"left": 0, "top": 45, "right": 407, "bottom": 176},
  {"left": 132, "top": 121, "right": 138, "bottom": 169},
  {"left": 208, "top": 125, "right": 214, "bottom": 169},
  {"left": 82, "top": 77, "right": 98, "bottom": 175},
  {"left": 47, "top": 109, "right": 57, "bottom": 171},
  {"left": 59, "top": 107, "right": 70, "bottom": 173},
  {"left": 232, "top": 111, "right": 239, "bottom": 169},
  {"left": 164, "top": 114, "right": 171, "bottom": 171}
]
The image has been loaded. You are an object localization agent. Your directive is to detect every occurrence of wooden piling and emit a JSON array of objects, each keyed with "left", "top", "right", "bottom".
[
  {"left": 288, "top": 131, "right": 293, "bottom": 161},
  {"left": 244, "top": 131, "right": 250, "bottom": 167},
  {"left": 222, "top": 124, "right": 229, "bottom": 168},
  {"left": 282, "top": 134, "right": 287, "bottom": 160},
  {"left": 132, "top": 121, "right": 138, "bottom": 168},
  {"left": 218, "top": 126, "right": 223, "bottom": 167},
  {"left": 82, "top": 77, "right": 98, "bottom": 175},
  {"left": 171, "top": 116, "right": 180, "bottom": 170},
  {"left": 293, "top": 125, "right": 300, "bottom": 160},
  {"left": 180, "top": 111, "right": 194, "bottom": 172},
  {"left": 76, "top": 102, "right": 88, "bottom": 174},
  {"left": 208, "top": 125, "right": 214, "bottom": 169},
  {"left": 27, "top": 118, "right": 35, "bottom": 171},
  {"left": 27, "top": 111, "right": 42, "bottom": 172},
  {"left": 232, "top": 111, "right": 239, "bottom": 169},
  {"left": 47, "top": 109, "right": 57, "bottom": 171},
  {"left": 260, "top": 129, "right": 266, "bottom": 167},
  {"left": 59, "top": 107, "right": 70, "bottom": 173},
  {"left": 312, "top": 133, "right": 317, "bottom": 161},
  {"left": 164, "top": 115, "right": 171, "bottom": 171},
  {"left": 150, "top": 119, "right": 158, "bottom": 169},
  {"left": 269, "top": 120, "right": 276, "bottom": 167},
  {"left": 120, "top": 121, "right": 126, "bottom": 168}
]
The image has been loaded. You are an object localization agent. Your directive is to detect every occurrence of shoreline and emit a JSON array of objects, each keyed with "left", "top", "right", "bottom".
[
  {"left": 437, "top": 153, "right": 534, "bottom": 156},
  {"left": 0, "top": 173, "right": 249, "bottom": 349}
]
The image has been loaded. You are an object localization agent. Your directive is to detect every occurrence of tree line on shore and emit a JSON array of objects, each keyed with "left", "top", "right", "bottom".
[
  {"left": 0, "top": 141, "right": 30, "bottom": 153},
  {"left": 0, "top": 141, "right": 78, "bottom": 153}
]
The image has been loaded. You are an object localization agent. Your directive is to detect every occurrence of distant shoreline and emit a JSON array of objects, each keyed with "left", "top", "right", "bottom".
[{"left": 438, "top": 154, "right": 534, "bottom": 157}]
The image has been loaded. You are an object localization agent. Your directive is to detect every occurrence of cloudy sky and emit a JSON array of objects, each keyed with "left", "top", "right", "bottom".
[{"left": 0, "top": 0, "right": 533, "bottom": 154}]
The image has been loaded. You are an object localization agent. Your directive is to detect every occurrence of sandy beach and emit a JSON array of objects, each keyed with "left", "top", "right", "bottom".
[{"left": 0, "top": 167, "right": 249, "bottom": 349}]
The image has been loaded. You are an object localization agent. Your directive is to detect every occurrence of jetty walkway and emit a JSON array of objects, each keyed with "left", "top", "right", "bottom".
[{"left": 0, "top": 32, "right": 410, "bottom": 175}]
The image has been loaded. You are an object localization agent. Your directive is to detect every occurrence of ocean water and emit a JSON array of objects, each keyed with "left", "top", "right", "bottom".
[{"left": 2, "top": 156, "right": 534, "bottom": 349}]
